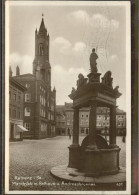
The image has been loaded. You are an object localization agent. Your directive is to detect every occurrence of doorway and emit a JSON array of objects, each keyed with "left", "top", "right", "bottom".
[
  {"left": 86, "top": 128, "right": 89, "bottom": 134},
  {"left": 10, "top": 123, "right": 14, "bottom": 140}
]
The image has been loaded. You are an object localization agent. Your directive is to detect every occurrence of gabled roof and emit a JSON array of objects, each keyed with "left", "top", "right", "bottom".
[
  {"left": 56, "top": 105, "right": 65, "bottom": 113},
  {"left": 116, "top": 108, "right": 126, "bottom": 114},
  {"left": 10, "top": 77, "right": 26, "bottom": 91},
  {"left": 13, "top": 73, "right": 35, "bottom": 78}
]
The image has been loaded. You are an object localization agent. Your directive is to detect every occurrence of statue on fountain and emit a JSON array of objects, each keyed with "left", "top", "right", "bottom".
[
  {"left": 90, "top": 48, "right": 98, "bottom": 73},
  {"left": 77, "top": 74, "right": 87, "bottom": 89}
]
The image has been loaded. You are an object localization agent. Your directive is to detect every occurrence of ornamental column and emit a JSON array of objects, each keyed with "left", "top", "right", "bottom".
[
  {"left": 68, "top": 108, "right": 80, "bottom": 168},
  {"left": 72, "top": 108, "right": 79, "bottom": 146},
  {"left": 87, "top": 101, "right": 97, "bottom": 150},
  {"left": 109, "top": 105, "right": 118, "bottom": 148}
]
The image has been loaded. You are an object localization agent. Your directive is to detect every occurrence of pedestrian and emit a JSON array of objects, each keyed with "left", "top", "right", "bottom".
[
  {"left": 67, "top": 128, "right": 71, "bottom": 139},
  {"left": 69, "top": 133, "right": 71, "bottom": 139}
]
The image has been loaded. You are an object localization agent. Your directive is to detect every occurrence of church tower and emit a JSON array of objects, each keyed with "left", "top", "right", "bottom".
[{"left": 33, "top": 16, "right": 51, "bottom": 86}]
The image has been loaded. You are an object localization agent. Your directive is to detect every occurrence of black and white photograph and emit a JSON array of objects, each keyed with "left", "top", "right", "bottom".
[{"left": 5, "top": 1, "right": 131, "bottom": 194}]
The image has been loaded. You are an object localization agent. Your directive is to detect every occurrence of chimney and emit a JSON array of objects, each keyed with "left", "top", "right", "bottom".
[
  {"left": 16, "top": 65, "right": 20, "bottom": 76},
  {"left": 9, "top": 66, "right": 12, "bottom": 77}
]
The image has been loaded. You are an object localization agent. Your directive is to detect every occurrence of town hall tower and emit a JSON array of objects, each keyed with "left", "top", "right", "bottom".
[
  {"left": 13, "top": 16, "right": 56, "bottom": 139},
  {"left": 33, "top": 17, "right": 51, "bottom": 87}
]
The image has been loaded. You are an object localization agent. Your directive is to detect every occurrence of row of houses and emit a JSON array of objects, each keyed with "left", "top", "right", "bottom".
[{"left": 56, "top": 103, "right": 126, "bottom": 136}]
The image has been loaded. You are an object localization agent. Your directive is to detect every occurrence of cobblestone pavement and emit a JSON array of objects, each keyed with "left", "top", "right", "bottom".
[{"left": 9, "top": 136, "right": 126, "bottom": 191}]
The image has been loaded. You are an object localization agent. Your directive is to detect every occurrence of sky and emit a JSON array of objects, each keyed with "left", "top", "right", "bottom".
[{"left": 8, "top": 2, "right": 128, "bottom": 111}]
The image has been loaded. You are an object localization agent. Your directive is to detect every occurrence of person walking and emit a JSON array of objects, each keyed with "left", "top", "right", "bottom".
[
  {"left": 68, "top": 128, "right": 71, "bottom": 139},
  {"left": 69, "top": 132, "right": 71, "bottom": 139}
]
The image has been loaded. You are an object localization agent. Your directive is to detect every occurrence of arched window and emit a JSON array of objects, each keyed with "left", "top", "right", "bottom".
[
  {"left": 39, "top": 44, "right": 44, "bottom": 56},
  {"left": 25, "top": 107, "right": 31, "bottom": 116},
  {"left": 25, "top": 93, "right": 31, "bottom": 102},
  {"left": 42, "top": 97, "right": 43, "bottom": 105}
]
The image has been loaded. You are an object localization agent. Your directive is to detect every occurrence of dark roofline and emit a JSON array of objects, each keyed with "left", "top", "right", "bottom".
[
  {"left": 56, "top": 105, "right": 65, "bottom": 108},
  {"left": 13, "top": 73, "right": 35, "bottom": 78},
  {"left": 10, "top": 77, "right": 27, "bottom": 91}
]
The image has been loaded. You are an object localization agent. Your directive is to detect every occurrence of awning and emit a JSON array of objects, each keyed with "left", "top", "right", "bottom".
[{"left": 17, "top": 125, "right": 28, "bottom": 132}]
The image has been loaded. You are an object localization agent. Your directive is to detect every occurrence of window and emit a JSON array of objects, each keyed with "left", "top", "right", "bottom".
[
  {"left": 48, "top": 112, "right": 51, "bottom": 120},
  {"left": 18, "top": 95, "right": 21, "bottom": 102},
  {"left": 13, "top": 94, "right": 16, "bottom": 101},
  {"left": 24, "top": 123, "right": 30, "bottom": 130},
  {"left": 86, "top": 114, "right": 88, "bottom": 117},
  {"left": 41, "top": 122, "right": 47, "bottom": 132},
  {"left": 18, "top": 111, "right": 21, "bottom": 119},
  {"left": 25, "top": 107, "right": 31, "bottom": 116},
  {"left": 81, "top": 114, "right": 84, "bottom": 118},
  {"left": 81, "top": 128, "right": 84, "bottom": 133},
  {"left": 51, "top": 113, "right": 53, "bottom": 120},
  {"left": 42, "top": 97, "right": 44, "bottom": 105},
  {"left": 51, "top": 126, "right": 55, "bottom": 133},
  {"left": 40, "top": 96, "right": 44, "bottom": 105},
  {"left": 51, "top": 105, "right": 54, "bottom": 111},
  {"left": 25, "top": 83, "right": 30, "bottom": 88},
  {"left": 25, "top": 93, "right": 31, "bottom": 102},
  {"left": 42, "top": 97, "right": 43, "bottom": 105},
  {"left": 13, "top": 109, "right": 16, "bottom": 118},
  {"left": 39, "top": 44, "right": 44, "bottom": 56}
]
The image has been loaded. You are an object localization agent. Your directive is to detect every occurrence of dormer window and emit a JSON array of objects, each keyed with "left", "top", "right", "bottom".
[
  {"left": 39, "top": 44, "right": 44, "bottom": 56},
  {"left": 25, "top": 83, "right": 30, "bottom": 88}
]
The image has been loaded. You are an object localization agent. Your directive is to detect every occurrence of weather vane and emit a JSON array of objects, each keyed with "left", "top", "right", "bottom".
[{"left": 42, "top": 13, "right": 44, "bottom": 18}]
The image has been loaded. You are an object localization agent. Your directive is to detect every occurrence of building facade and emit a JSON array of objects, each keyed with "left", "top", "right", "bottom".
[
  {"left": 55, "top": 105, "right": 66, "bottom": 135},
  {"left": 9, "top": 75, "right": 27, "bottom": 141},
  {"left": 56, "top": 103, "right": 126, "bottom": 136},
  {"left": 13, "top": 17, "right": 56, "bottom": 139}
]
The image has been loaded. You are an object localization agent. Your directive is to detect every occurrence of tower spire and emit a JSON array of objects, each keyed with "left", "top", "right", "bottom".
[
  {"left": 33, "top": 15, "right": 50, "bottom": 80},
  {"left": 39, "top": 14, "right": 46, "bottom": 34}
]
